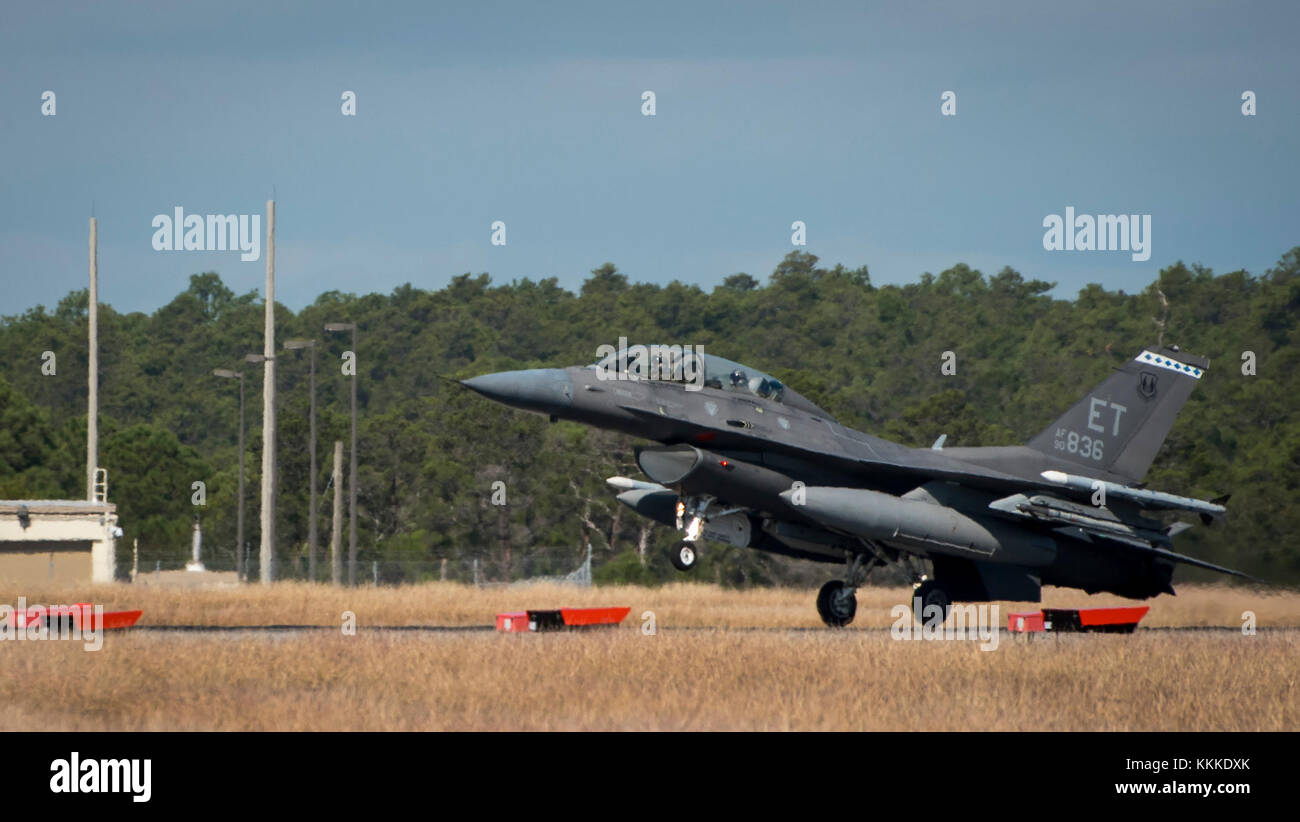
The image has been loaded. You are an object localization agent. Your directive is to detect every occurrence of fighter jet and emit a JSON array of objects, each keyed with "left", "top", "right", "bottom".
[{"left": 461, "top": 344, "right": 1244, "bottom": 626}]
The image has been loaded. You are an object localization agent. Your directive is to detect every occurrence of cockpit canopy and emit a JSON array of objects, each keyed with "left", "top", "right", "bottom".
[{"left": 588, "top": 345, "right": 832, "bottom": 418}]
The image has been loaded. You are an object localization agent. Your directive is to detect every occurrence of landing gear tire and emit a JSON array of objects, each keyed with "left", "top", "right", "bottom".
[
  {"left": 914, "top": 580, "right": 952, "bottom": 624},
  {"left": 669, "top": 541, "right": 699, "bottom": 572},
  {"left": 817, "top": 580, "right": 857, "bottom": 628}
]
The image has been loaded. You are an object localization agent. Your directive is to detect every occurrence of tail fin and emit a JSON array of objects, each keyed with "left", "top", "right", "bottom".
[{"left": 1026, "top": 346, "right": 1207, "bottom": 482}]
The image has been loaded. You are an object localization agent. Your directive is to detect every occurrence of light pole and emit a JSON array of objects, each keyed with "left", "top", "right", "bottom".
[
  {"left": 245, "top": 352, "right": 273, "bottom": 581},
  {"left": 324, "top": 322, "right": 357, "bottom": 585},
  {"left": 260, "top": 199, "right": 276, "bottom": 586},
  {"left": 212, "top": 368, "right": 245, "bottom": 581},
  {"left": 285, "top": 338, "right": 318, "bottom": 581}
]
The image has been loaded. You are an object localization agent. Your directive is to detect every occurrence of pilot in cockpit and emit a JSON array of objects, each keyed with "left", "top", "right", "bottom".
[{"left": 750, "top": 376, "right": 785, "bottom": 401}]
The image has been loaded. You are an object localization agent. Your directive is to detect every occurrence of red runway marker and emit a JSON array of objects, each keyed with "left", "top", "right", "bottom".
[
  {"left": 1007, "top": 606, "right": 1149, "bottom": 633},
  {"left": 496, "top": 606, "right": 631, "bottom": 632},
  {"left": 14, "top": 603, "right": 143, "bottom": 631}
]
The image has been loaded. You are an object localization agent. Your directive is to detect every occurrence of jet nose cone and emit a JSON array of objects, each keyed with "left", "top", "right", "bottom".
[{"left": 460, "top": 368, "right": 573, "bottom": 414}]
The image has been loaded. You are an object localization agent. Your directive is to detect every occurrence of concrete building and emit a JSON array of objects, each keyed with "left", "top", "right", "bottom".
[
  {"left": 0, "top": 500, "right": 119, "bottom": 585},
  {"left": 0, "top": 219, "right": 122, "bottom": 587}
]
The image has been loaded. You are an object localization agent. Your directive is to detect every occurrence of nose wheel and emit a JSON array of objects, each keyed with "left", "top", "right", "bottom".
[
  {"left": 669, "top": 540, "right": 699, "bottom": 572},
  {"left": 816, "top": 580, "right": 857, "bottom": 627}
]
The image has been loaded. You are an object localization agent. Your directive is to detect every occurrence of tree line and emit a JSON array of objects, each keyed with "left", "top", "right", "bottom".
[{"left": 1, "top": 248, "right": 1297, "bottom": 586}]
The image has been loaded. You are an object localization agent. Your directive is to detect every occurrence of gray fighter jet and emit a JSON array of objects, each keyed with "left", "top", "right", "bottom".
[{"left": 462, "top": 344, "right": 1244, "bottom": 626}]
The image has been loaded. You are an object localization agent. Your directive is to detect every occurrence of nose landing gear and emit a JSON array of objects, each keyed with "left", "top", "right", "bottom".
[
  {"left": 669, "top": 540, "right": 698, "bottom": 571},
  {"left": 668, "top": 494, "right": 745, "bottom": 573},
  {"left": 667, "top": 495, "right": 709, "bottom": 572}
]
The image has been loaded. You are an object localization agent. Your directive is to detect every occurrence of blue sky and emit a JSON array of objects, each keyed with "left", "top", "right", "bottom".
[{"left": 2, "top": 1, "right": 1297, "bottom": 314}]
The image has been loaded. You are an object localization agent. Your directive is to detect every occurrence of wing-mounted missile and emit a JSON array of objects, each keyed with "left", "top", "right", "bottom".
[
  {"left": 1039, "top": 470, "right": 1228, "bottom": 524},
  {"left": 988, "top": 492, "right": 1172, "bottom": 545},
  {"left": 605, "top": 476, "right": 670, "bottom": 493}
]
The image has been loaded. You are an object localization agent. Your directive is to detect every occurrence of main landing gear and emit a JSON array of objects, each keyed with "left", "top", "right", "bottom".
[
  {"left": 816, "top": 580, "right": 857, "bottom": 627},
  {"left": 815, "top": 548, "right": 959, "bottom": 628},
  {"left": 913, "top": 578, "right": 953, "bottom": 624},
  {"left": 816, "top": 553, "right": 875, "bottom": 628}
]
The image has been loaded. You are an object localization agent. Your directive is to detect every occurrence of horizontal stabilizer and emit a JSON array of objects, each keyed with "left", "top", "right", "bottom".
[
  {"left": 1149, "top": 546, "right": 1256, "bottom": 581},
  {"left": 1095, "top": 534, "right": 1257, "bottom": 581}
]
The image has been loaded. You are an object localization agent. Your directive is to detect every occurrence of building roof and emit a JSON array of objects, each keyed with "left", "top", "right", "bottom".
[{"left": 0, "top": 500, "right": 117, "bottom": 514}]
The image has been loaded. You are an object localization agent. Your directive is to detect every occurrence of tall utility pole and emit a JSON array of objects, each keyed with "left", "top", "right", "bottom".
[
  {"left": 212, "top": 368, "right": 246, "bottom": 580},
  {"left": 236, "top": 374, "right": 245, "bottom": 579},
  {"left": 260, "top": 200, "right": 276, "bottom": 585},
  {"left": 285, "top": 339, "right": 318, "bottom": 580},
  {"left": 325, "top": 322, "right": 357, "bottom": 584},
  {"left": 348, "top": 324, "right": 356, "bottom": 586},
  {"left": 331, "top": 440, "right": 343, "bottom": 586},
  {"left": 86, "top": 217, "right": 98, "bottom": 501}
]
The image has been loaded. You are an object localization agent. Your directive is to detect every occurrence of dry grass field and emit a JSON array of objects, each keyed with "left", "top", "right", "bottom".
[
  {"left": 1, "top": 581, "right": 1296, "bottom": 731},
  {"left": 3, "top": 579, "right": 1298, "bottom": 629}
]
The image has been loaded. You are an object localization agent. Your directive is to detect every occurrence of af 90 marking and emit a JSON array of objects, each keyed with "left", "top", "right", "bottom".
[{"left": 1054, "top": 429, "right": 1104, "bottom": 461}]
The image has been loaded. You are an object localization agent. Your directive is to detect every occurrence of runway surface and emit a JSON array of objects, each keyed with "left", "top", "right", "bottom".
[{"left": 123, "top": 624, "right": 1295, "bottom": 636}]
